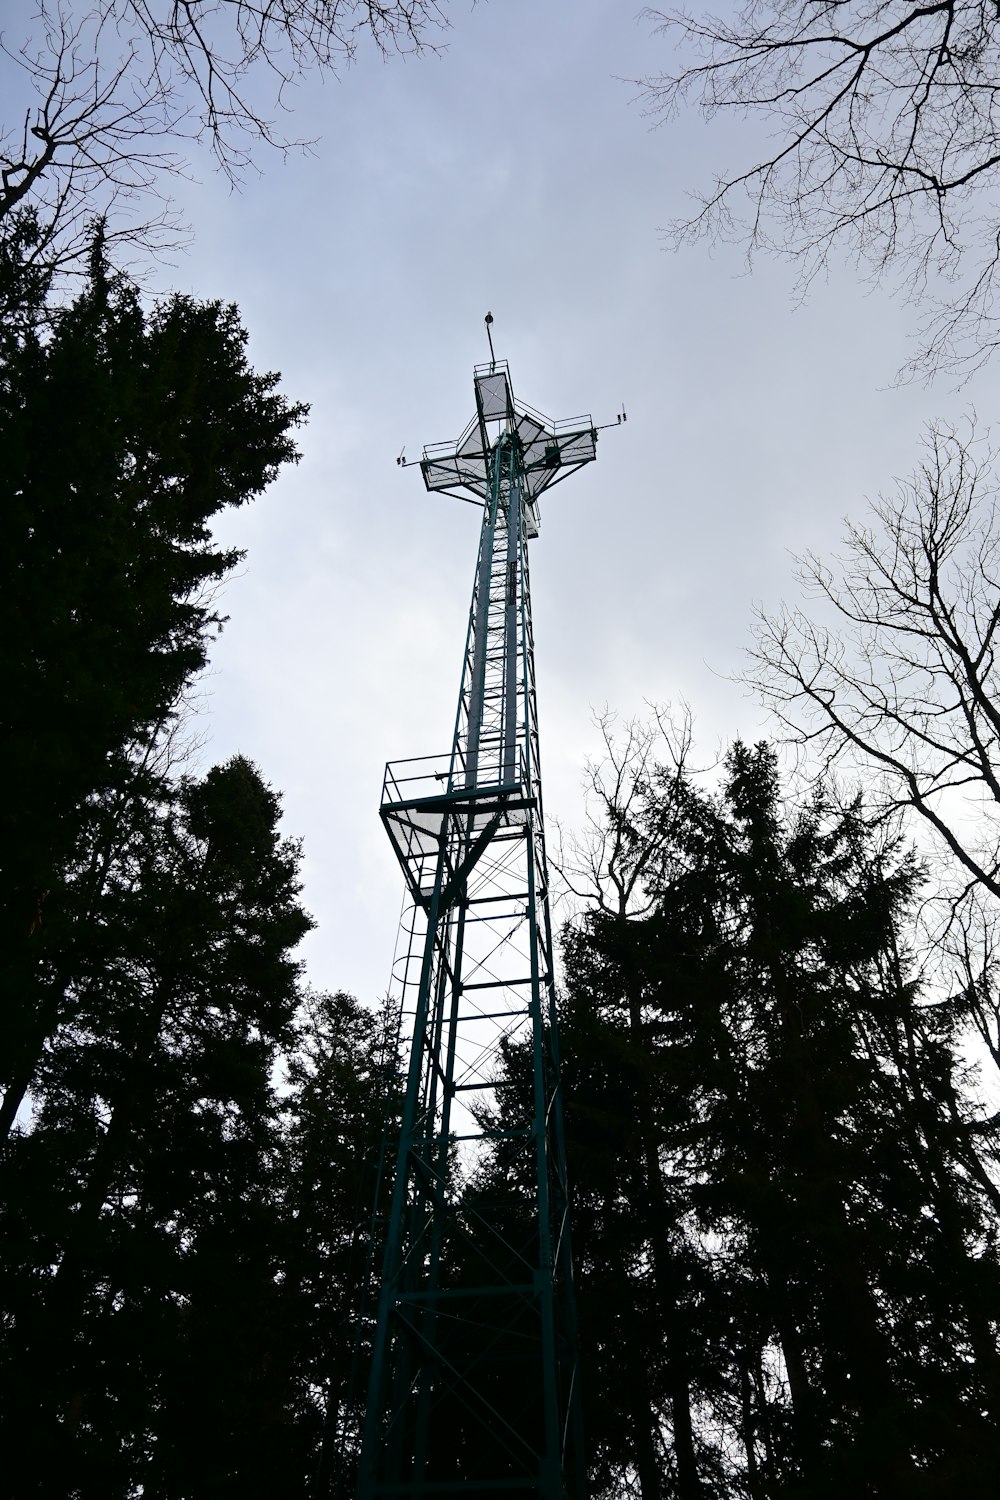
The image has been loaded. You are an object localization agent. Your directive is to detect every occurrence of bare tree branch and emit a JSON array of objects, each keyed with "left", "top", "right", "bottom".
[
  {"left": 748, "top": 417, "right": 1000, "bottom": 907},
  {"left": 1, "top": 0, "right": 447, "bottom": 281},
  {"left": 552, "top": 701, "right": 700, "bottom": 921},
  {"left": 640, "top": 2, "right": 1000, "bottom": 376}
]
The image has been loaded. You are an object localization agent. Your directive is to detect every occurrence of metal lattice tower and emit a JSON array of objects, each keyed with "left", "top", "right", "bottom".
[{"left": 357, "top": 352, "right": 599, "bottom": 1500}]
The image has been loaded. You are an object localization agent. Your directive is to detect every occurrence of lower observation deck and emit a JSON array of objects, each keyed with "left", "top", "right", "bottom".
[{"left": 380, "top": 751, "right": 535, "bottom": 908}]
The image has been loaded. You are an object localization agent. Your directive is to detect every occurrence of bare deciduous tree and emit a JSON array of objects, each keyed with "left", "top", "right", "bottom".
[
  {"left": 641, "top": 2, "right": 1000, "bottom": 376},
  {"left": 941, "top": 891, "right": 1000, "bottom": 1080},
  {"left": 749, "top": 419, "right": 1000, "bottom": 904},
  {"left": 1, "top": 0, "right": 445, "bottom": 276},
  {"left": 552, "top": 702, "right": 697, "bottom": 921}
]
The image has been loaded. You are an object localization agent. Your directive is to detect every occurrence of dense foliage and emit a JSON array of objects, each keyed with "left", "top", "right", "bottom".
[
  {"left": 553, "top": 742, "right": 1000, "bottom": 1498},
  {"left": 3, "top": 242, "right": 1000, "bottom": 1497},
  {"left": 0, "top": 231, "right": 306, "bottom": 1138},
  {"left": 0, "top": 249, "right": 392, "bottom": 1496}
]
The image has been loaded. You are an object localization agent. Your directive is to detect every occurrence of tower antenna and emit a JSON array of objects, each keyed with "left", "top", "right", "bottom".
[
  {"left": 485, "top": 309, "right": 496, "bottom": 369},
  {"left": 354, "top": 352, "right": 604, "bottom": 1500}
]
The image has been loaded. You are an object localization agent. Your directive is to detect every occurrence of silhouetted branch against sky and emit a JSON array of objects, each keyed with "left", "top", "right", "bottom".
[
  {"left": 552, "top": 702, "right": 696, "bottom": 922},
  {"left": 0, "top": 1, "right": 447, "bottom": 277},
  {"left": 640, "top": 2, "right": 1000, "bottom": 377},
  {"left": 748, "top": 418, "right": 1000, "bottom": 903}
]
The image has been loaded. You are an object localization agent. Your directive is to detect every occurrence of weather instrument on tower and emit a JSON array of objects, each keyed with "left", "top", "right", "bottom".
[{"left": 356, "top": 321, "right": 610, "bottom": 1500}]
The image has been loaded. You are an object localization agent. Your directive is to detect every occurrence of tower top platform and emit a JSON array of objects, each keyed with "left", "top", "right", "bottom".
[{"left": 420, "top": 360, "right": 597, "bottom": 536}]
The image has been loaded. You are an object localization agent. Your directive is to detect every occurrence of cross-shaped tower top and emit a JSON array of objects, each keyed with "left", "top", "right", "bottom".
[{"left": 420, "top": 359, "right": 597, "bottom": 537}]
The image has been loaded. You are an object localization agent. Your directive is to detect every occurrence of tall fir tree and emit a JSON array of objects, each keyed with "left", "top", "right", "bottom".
[
  {"left": 0, "top": 758, "right": 314, "bottom": 1495},
  {"left": 0, "top": 239, "right": 307, "bottom": 1137},
  {"left": 545, "top": 743, "right": 1000, "bottom": 1498}
]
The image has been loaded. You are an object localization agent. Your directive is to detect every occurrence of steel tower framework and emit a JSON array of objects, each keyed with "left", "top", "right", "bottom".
[{"left": 358, "top": 358, "right": 599, "bottom": 1500}]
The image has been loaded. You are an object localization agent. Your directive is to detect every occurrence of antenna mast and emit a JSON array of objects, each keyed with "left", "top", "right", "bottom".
[{"left": 357, "top": 335, "right": 599, "bottom": 1500}]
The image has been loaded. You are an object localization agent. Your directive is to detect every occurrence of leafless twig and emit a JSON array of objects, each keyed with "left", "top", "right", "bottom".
[
  {"left": 640, "top": 2, "right": 1000, "bottom": 377},
  {"left": 1, "top": 1, "right": 446, "bottom": 282}
]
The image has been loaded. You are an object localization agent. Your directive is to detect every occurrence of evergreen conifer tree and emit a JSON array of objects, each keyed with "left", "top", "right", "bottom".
[
  {"left": 546, "top": 743, "right": 1000, "bottom": 1497},
  {"left": 0, "top": 241, "right": 307, "bottom": 1138}
]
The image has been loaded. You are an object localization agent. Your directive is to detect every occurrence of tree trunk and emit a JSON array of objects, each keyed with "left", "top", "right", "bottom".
[
  {"left": 630, "top": 1347, "right": 662, "bottom": 1500},
  {"left": 624, "top": 962, "right": 701, "bottom": 1499},
  {"left": 768, "top": 945, "right": 921, "bottom": 1494},
  {"left": 739, "top": 1358, "right": 762, "bottom": 1500}
]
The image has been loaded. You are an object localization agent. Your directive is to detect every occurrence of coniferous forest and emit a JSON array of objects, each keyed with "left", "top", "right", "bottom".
[
  {"left": 6, "top": 4, "right": 1000, "bottom": 1498},
  {"left": 5, "top": 234, "right": 1000, "bottom": 1496}
]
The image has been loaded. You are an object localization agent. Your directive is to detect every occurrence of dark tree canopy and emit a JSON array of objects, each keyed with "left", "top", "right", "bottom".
[
  {"left": 0, "top": 233, "right": 409, "bottom": 1496},
  {"left": 548, "top": 738, "right": 1000, "bottom": 1497},
  {"left": 0, "top": 241, "right": 306, "bottom": 1142},
  {"left": 0, "top": 753, "right": 390, "bottom": 1495},
  {"left": 1, "top": 240, "right": 305, "bottom": 889},
  {"left": 643, "top": 2, "right": 1000, "bottom": 375}
]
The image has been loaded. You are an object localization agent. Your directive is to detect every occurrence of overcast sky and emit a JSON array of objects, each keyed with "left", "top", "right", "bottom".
[{"left": 8, "top": 1, "right": 997, "bottom": 1004}]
